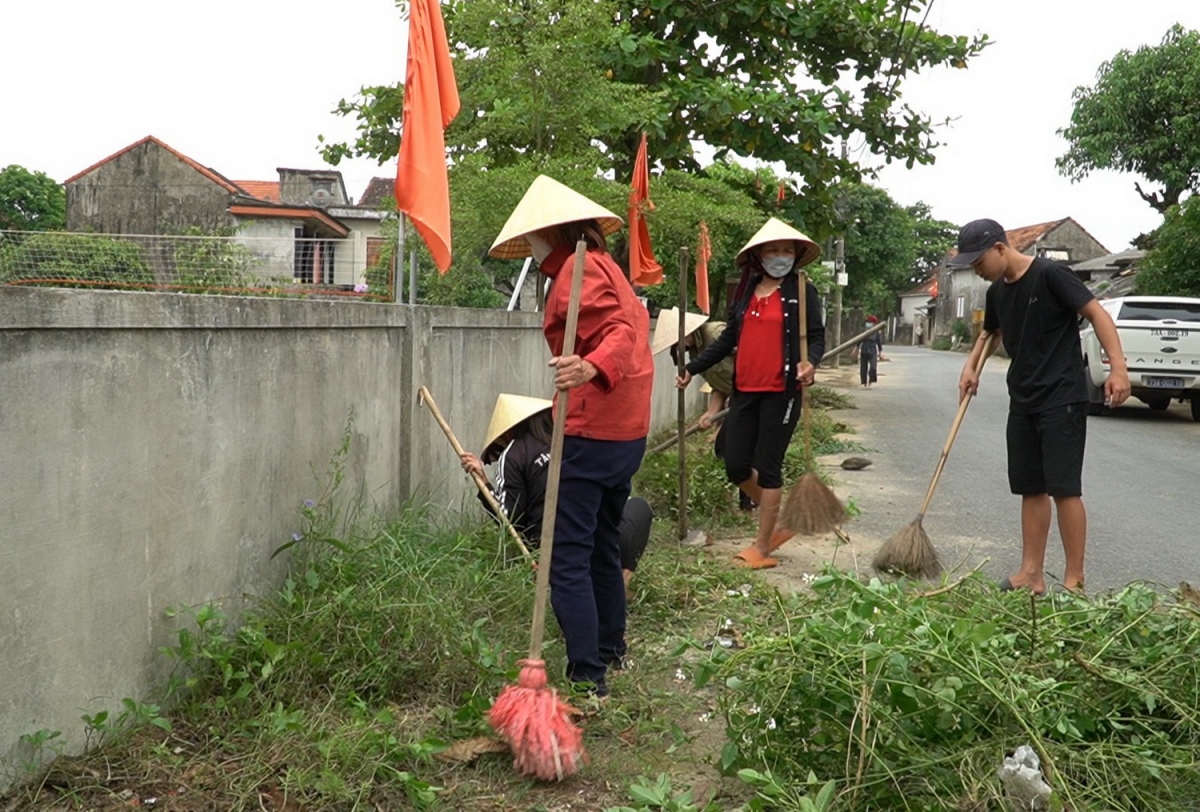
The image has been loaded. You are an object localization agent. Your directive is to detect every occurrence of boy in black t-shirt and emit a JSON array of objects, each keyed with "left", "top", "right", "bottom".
[{"left": 951, "top": 219, "right": 1130, "bottom": 595}]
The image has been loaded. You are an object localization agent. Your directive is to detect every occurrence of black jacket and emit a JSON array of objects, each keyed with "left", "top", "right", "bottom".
[{"left": 685, "top": 272, "right": 825, "bottom": 409}]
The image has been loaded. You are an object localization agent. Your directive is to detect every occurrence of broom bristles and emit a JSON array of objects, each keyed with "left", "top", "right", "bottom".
[
  {"left": 873, "top": 517, "right": 943, "bottom": 579},
  {"left": 488, "top": 659, "right": 587, "bottom": 781},
  {"left": 780, "top": 472, "right": 846, "bottom": 536}
]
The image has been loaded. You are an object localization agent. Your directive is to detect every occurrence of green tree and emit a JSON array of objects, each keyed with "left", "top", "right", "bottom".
[
  {"left": 1135, "top": 198, "right": 1200, "bottom": 296},
  {"left": 323, "top": 0, "right": 987, "bottom": 226},
  {"left": 0, "top": 165, "right": 66, "bottom": 231},
  {"left": 321, "top": 0, "right": 657, "bottom": 171},
  {"left": 840, "top": 183, "right": 917, "bottom": 316},
  {"left": 906, "top": 201, "right": 957, "bottom": 283},
  {"left": 611, "top": 0, "right": 987, "bottom": 225},
  {"left": 1058, "top": 25, "right": 1200, "bottom": 214}
]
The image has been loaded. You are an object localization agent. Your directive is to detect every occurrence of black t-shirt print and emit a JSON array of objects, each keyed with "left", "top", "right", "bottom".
[{"left": 983, "top": 258, "right": 1094, "bottom": 414}]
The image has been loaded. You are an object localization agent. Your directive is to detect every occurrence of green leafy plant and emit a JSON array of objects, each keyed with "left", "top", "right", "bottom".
[
  {"left": 605, "top": 773, "right": 720, "bottom": 812},
  {"left": 718, "top": 569, "right": 1200, "bottom": 810}
]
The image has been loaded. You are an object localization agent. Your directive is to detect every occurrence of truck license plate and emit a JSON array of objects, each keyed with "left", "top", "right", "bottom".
[{"left": 1145, "top": 376, "right": 1184, "bottom": 388}]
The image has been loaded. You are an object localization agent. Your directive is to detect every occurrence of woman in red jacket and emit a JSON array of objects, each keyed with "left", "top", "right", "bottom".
[
  {"left": 677, "top": 218, "right": 825, "bottom": 570},
  {"left": 489, "top": 175, "right": 654, "bottom": 698}
]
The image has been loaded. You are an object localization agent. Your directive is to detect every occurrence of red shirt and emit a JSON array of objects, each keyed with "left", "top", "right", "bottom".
[
  {"left": 736, "top": 288, "right": 785, "bottom": 391},
  {"left": 541, "top": 245, "right": 654, "bottom": 441}
]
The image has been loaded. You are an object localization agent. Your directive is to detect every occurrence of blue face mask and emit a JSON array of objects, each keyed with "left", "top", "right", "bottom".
[{"left": 763, "top": 256, "right": 794, "bottom": 278}]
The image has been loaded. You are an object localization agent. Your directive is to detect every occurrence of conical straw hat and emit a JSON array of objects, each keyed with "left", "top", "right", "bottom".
[
  {"left": 489, "top": 175, "right": 624, "bottom": 259},
  {"left": 650, "top": 307, "right": 710, "bottom": 356},
  {"left": 738, "top": 217, "right": 821, "bottom": 268},
  {"left": 482, "top": 393, "right": 552, "bottom": 461}
]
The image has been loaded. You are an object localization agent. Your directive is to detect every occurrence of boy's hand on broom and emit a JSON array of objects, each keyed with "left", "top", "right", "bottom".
[
  {"left": 796, "top": 361, "right": 815, "bottom": 386},
  {"left": 675, "top": 371, "right": 692, "bottom": 388},
  {"left": 958, "top": 368, "right": 981, "bottom": 402}
]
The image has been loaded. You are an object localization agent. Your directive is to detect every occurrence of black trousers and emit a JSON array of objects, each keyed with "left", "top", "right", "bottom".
[
  {"left": 550, "top": 435, "right": 646, "bottom": 695},
  {"left": 860, "top": 352, "right": 878, "bottom": 385},
  {"left": 721, "top": 390, "right": 800, "bottom": 490}
]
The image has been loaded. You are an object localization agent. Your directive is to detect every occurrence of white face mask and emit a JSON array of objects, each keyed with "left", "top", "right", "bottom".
[{"left": 763, "top": 256, "right": 794, "bottom": 278}]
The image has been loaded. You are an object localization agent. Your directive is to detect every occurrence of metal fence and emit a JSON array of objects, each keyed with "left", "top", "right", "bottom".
[{"left": 0, "top": 230, "right": 396, "bottom": 300}]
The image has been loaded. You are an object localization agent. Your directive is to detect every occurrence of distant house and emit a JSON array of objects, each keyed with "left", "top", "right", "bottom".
[
  {"left": 898, "top": 276, "right": 937, "bottom": 344},
  {"left": 1075, "top": 248, "right": 1146, "bottom": 299},
  {"left": 64, "top": 135, "right": 390, "bottom": 287},
  {"left": 935, "top": 218, "right": 1109, "bottom": 337}
]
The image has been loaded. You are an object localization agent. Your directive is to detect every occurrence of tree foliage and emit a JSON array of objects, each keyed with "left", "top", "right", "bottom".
[
  {"left": 612, "top": 0, "right": 987, "bottom": 226},
  {"left": 321, "top": 0, "right": 656, "bottom": 172},
  {"left": 1058, "top": 25, "right": 1200, "bottom": 214},
  {"left": 839, "top": 185, "right": 954, "bottom": 316},
  {"left": 0, "top": 165, "right": 66, "bottom": 231},
  {"left": 321, "top": 0, "right": 985, "bottom": 307},
  {"left": 1135, "top": 198, "right": 1200, "bottom": 296}
]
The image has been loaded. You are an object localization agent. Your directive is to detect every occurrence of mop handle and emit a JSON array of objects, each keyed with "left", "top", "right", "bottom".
[
  {"left": 418, "top": 386, "right": 533, "bottom": 561},
  {"left": 916, "top": 333, "right": 996, "bottom": 517},
  {"left": 528, "top": 239, "right": 587, "bottom": 660}
]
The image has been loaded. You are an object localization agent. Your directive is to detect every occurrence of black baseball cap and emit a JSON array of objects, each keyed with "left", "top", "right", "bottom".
[{"left": 948, "top": 219, "right": 1008, "bottom": 268}]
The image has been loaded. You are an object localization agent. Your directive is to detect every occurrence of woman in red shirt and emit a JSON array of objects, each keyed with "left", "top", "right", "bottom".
[
  {"left": 489, "top": 175, "right": 654, "bottom": 698},
  {"left": 678, "top": 218, "right": 825, "bottom": 569}
]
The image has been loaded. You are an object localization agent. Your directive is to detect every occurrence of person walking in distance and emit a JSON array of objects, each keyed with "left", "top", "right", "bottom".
[{"left": 951, "top": 219, "right": 1130, "bottom": 595}]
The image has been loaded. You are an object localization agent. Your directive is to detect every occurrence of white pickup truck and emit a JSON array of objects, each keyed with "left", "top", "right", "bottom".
[{"left": 1080, "top": 296, "right": 1200, "bottom": 420}]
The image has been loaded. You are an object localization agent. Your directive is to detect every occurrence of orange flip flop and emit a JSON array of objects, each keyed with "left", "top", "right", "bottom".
[
  {"left": 768, "top": 528, "right": 794, "bottom": 553},
  {"left": 733, "top": 547, "right": 778, "bottom": 569}
]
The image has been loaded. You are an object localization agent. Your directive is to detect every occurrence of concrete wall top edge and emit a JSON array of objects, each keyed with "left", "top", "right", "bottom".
[{"left": 1, "top": 288, "right": 545, "bottom": 331}]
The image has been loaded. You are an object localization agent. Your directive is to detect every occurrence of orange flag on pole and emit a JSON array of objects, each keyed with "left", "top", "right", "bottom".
[
  {"left": 394, "top": 0, "right": 460, "bottom": 273},
  {"left": 628, "top": 132, "right": 662, "bottom": 286},
  {"left": 695, "top": 221, "right": 711, "bottom": 315}
]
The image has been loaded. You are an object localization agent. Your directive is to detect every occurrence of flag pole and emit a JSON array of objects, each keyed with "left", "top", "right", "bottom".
[{"left": 394, "top": 212, "right": 407, "bottom": 304}]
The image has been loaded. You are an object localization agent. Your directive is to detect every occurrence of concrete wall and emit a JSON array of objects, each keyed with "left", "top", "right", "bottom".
[
  {"left": 0, "top": 287, "right": 697, "bottom": 783},
  {"left": 66, "top": 140, "right": 235, "bottom": 235}
]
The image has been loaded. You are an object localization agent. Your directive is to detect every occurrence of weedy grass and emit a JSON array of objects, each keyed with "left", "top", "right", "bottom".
[
  {"left": 11, "top": 391, "right": 1196, "bottom": 811},
  {"left": 712, "top": 569, "right": 1200, "bottom": 811}
]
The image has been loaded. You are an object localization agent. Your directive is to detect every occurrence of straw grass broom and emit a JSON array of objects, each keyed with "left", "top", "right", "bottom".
[
  {"left": 873, "top": 333, "right": 996, "bottom": 579},
  {"left": 779, "top": 270, "right": 845, "bottom": 535},
  {"left": 488, "top": 240, "right": 588, "bottom": 781}
]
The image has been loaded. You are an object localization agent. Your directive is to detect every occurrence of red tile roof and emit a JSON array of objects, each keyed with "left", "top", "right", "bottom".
[
  {"left": 357, "top": 177, "right": 394, "bottom": 209},
  {"left": 234, "top": 181, "right": 281, "bottom": 203},
  {"left": 64, "top": 135, "right": 245, "bottom": 195},
  {"left": 900, "top": 276, "right": 937, "bottom": 297},
  {"left": 1005, "top": 218, "right": 1070, "bottom": 252}
]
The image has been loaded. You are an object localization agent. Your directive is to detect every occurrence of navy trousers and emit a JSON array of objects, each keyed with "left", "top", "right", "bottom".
[{"left": 550, "top": 435, "right": 646, "bottom": 695}]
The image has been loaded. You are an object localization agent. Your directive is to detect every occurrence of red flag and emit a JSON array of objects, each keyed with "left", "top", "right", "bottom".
[
  {"left": 394, "top": 0, "right": 460, "bottom": 273},
  {"left": 695, "top": 221, "right": 711, "bottom": 315},
  {"left": 628, "top": 132, "right": 662, "bottom": 286},
  {"left": 777, "top": 182, "right": 786, "bottom": 205}
]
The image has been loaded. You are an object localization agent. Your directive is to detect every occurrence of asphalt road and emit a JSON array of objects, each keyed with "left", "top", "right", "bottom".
[{"left": 823, "top": 344, "right": 1200, "bottom": 593}]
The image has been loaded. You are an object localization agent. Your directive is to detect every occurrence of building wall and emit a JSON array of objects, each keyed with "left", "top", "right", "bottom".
[
  {"left": 0, "top": 287, "right": 699, "bottom": 785},
  {"left": 66, "top": 141, "right": 235, "bottom": 235}
]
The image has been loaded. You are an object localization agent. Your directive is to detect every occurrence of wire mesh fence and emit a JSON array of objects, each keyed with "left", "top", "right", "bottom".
[{"left": 0, "top": 230, "right": 397, "bottom": 301}]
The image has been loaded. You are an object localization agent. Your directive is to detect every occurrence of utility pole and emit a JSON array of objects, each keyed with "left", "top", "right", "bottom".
[{"left": 831, "top": 138, "right": 847, "bottom": 367}]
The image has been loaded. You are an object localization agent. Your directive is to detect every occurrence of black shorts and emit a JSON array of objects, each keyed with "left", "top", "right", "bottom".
[
  {"left": 1006, "top": 403, "right": 1087, "bottom": 497},
  {"left": 721, "top": 390, "right": 800, "bottom": 490}
]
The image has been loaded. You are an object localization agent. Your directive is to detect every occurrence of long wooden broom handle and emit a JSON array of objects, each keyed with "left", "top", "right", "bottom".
[
  {"left": 677, "top": 247, "right": 690, "bottom": 541},
  {"left": 528, "top": 239, "right": 588, "bottom": 660},
  {"left": 799, "top": 271, "right": 813, "bottom": 458},
  {"left": 916, "top": 333, "right": 997, "bottom": 518},
  {"left": 418, "top": 386, "right": 533, "bottom": 562}
]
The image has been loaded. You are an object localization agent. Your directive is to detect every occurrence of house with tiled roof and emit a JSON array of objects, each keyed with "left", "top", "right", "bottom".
[
  {"left": 898, "top": 275, "right": 937, "bottom": 344},
  {"left": 64, "top": 136, "right": 391, "bottom": 287},
  {"left": 934, "top": 217, "right": 1109, "bottom": 339}
]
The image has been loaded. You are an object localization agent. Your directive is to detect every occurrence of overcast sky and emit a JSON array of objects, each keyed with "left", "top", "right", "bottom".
[{"left": 6, "top": 0, "right": 1199, "bottom": 253}]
